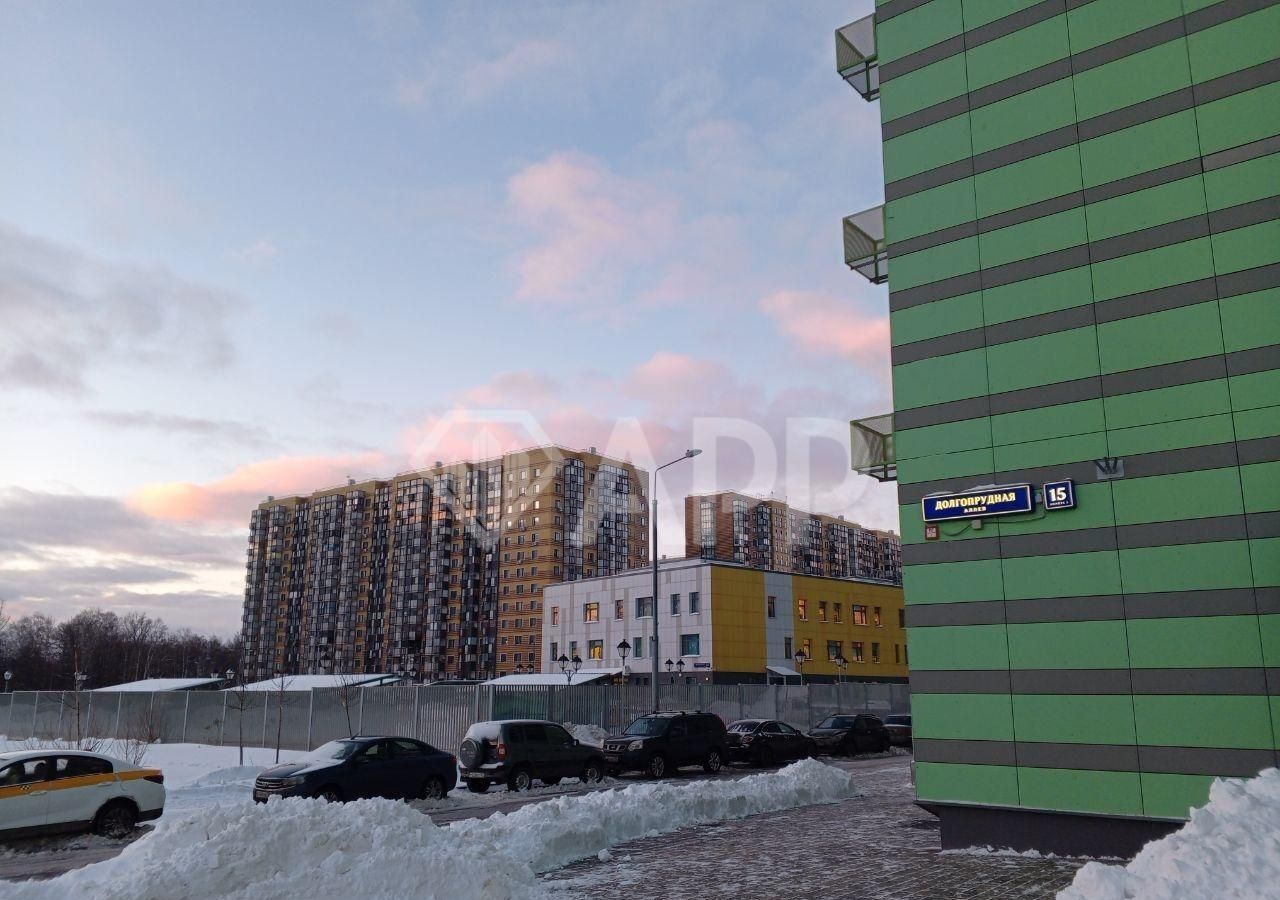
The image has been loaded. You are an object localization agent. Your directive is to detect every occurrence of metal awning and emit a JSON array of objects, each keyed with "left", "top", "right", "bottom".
[
  {"left": 835, "top": 15, "right": 878, "bottom": 100},
  {"left": 767, "top": 665, "right": 802, "bottom": 678},
  {"left": 844, "top": 206, "right": 887, "bottom": 284},
  {"left": 851, "top": 414, "right": 896, "bottom": 482}
]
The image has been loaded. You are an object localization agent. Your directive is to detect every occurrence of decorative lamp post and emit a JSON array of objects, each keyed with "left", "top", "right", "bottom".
[
  {"left": 617, "top": 639, "right": 631, "bottom": 686},
  {"left": 835, "top": 655, "right": 848, "bottom": 685},
  {"left": 675, "top": 658, "right": 686, "bottom": 683},
  {"left": 3, "top": 670, "right": 11, "bottom": 693},
  {"left": 558, "top": 654, "right": 582, "bottom": 685},
  {"left": 225, "top": 668, "right": 235, "bottom": 684},
  {"left": 793, "top": 650, "right": 806, "bottom": 686},
  {"left": 649, "top": 449, "right": 701, "bottom": 712},
  {"left": 665, "top": 658, "right": 674, "bottom": 683}
]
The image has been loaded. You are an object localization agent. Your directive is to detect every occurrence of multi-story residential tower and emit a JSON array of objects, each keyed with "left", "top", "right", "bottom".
[
  {"left": 838, "top": 0, "right": 1280, "bottom": 856},
  {"left": 240, "top": 446, "right": 648, "bottom": 681},
  {"left": 685, "top": 491, "right": 902, "bottom": 583}
]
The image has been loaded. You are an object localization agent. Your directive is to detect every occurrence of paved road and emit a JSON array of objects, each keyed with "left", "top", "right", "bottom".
[{"left": 0, "top": 755, "right": 888, "bottom": 882}]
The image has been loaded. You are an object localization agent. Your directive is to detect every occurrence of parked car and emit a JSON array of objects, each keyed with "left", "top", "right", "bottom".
[
  {"left": 602, "top": 711, "right": 728, "bottom": 778},
  {"left": 457, "top": 720, "right": 607, "bottom": 793},
  {"left": 807, "top": 714, "right": 890, "bottom": 756},
  {"left": 725, "top": 719, "right": 816, "bottom": 767},
  {"left": 254, "top": 736, "right": 457, "bottom": 803},
  {"left": 884, "top": 714, "right": 912, "bottom": 747},
  {"left": 0, "top": 749, "right": 165, "bottom": 840}
]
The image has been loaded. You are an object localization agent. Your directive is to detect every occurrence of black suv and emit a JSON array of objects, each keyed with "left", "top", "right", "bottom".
[
  {"left": 602, "top": 711, "right": 728, "bottom": 778},
  {"left": 807, "top": 714, "right": 890, "bottom": 756},
  {"left": 457, "top": 720, "right": 607, "bottom": 793}
]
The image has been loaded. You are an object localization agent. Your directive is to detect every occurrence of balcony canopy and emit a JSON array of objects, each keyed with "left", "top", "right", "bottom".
[
  {"left": 851, "top": 414, "right": 896, "bottom": 483},
  {"left": 844, "top": 206, "right": 887, "bottom": 284},
  {"left": 835, "top": 15, "right": 878, "bottom": 100}
]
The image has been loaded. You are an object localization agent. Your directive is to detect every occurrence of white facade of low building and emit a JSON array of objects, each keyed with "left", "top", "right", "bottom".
[{"left": 542, "top": 559, "right": 715, "bottom": 681}]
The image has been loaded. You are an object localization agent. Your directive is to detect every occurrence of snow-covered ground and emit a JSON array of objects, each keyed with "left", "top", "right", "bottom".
[
  {"left": 4, "top": 758, "right": 857, "bottom": 899},
  {"left": 1060, "top": 767, "right": 1280, "bottom": 899}
]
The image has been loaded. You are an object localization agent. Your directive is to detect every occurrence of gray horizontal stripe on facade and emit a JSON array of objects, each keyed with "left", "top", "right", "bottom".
[
  {"left": 880, "top": 0, "right": 1063, "bottom": 82},
  {"left": 873, "top": 0, "right": 937, "bottom": 25},
  {"left": 897, "top": 438, "right": 1254, "bottom": 506},
  {"left": 892, "top": 193, "right": 1277, "bottom": 313},
  {"left": 1203, "top": 133, "right": 1280, "bottom": 171},
  {"left": 916, "top": 740, "right": 1278, "bottom": 776},
  {"left": 896, "top": 339, "right": 1280, "bottom": 431},
  {"left": 1115, "top": 515, "right": 1248, "bottom": 550},
  {"left": 1247, "top": 510, "right": 1280, "bottom": 539},
  {"left": 907, "top": 589, "right": 1265, "bottom": 627},
  {"left": 916, "top": 670, "right": 1264, "bottom": 696},
  {"left": 884, "top": 51, "right": 1280, "bottom": 206}
]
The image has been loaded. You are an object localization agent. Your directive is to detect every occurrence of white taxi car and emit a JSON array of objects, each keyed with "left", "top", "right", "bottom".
[{"left": 0, "top": 749, "right": 165, "bottom": 840}]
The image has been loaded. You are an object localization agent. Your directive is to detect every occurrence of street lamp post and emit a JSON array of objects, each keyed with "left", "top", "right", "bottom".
[
  {"left": 617, "top": 640, "right": 630, "bottom": 686},
  {"left": 835, "top": 655, "right": 848, "bottom": 685},
  {"left": 675, "top": 659, "right": 685, "bottom": 684},
  {"left": 665, "top": 659, "right": 674, "bottom": 683},
  {"left": 225, "top": 668, "right": 235, "bottom": 685},
  {"left": 3, "top": 670, "right": 11, "bottom": 693},
  {"left": 793, "top": 651, "right": 806, "bottom": 686},
  {"left": 558, "top": 654, "right": 582, "bottom": 686},
  {"left": 650, "top": 449, "right": 701, "bottom": 713}
]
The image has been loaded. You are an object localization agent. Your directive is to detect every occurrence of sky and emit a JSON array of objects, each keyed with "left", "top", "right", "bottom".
[{"left": 0, "top": 0, "right": 891, "bottom": 634}]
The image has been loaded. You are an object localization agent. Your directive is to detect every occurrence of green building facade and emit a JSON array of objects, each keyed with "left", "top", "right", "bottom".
[{"left": 840, "top": 0, "right": 1280, "bottom": 855}]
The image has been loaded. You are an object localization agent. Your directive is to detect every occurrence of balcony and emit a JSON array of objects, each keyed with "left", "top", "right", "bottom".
[
  {"left": 850, "top": 414, "right": 896, "bottom": 483},
  {"left": 843, "top": 206, "right": 887, "bottom": 284},
  {"left": 835, "top": 15, "right": 878, "bottom": 101}
]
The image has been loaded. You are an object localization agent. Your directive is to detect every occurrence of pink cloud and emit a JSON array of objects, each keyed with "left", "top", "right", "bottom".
[
  {"left": 456, "top": 370, "right": 561, "bottom": 407},
  {"left": 759, "top": 290, "right": 891, "bottom": 373},
  {"left": 507, "top": 152, "right": 677, "bottom": 306}
]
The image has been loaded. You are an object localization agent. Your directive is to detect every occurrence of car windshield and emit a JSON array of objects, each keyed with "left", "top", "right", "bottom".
[
  {"left": 624, "top": 718, "right": 669, "bottom": 736},
  {"left": 885, "top": 715, "right": 911, "bottom": 726},
  {"left": 301, "top": 740, "right": 361, "bottom": 762},
  {"left": 817, "top": 716, "right": 857, "bottom": 730},
  {"left": 727, "top": 722, "right": 760, "bottom": 733}
]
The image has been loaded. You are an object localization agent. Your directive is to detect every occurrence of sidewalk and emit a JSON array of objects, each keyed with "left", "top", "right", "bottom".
[{"left": 543, "top": 756, "right": 1086, "bottom": 900}]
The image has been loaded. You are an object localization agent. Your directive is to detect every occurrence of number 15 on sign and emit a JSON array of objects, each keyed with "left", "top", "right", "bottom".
[{"left": 1043, "top": 480, "right": 1075, "bottom": 510}]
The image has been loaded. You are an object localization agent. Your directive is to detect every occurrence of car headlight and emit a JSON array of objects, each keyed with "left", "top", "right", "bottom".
[
  {"left": 740, "top": 735, "right": 754, "bottom": 744},
  {"left": 628, "top": 740, "right": 644, "bottom": 751},
  {"left": 282, "top": 776, "right": 306, "bottom": 788}
]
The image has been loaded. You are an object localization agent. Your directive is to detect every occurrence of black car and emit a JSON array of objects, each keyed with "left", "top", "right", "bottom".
[
  {"left": 725, "top": 719, "right": 816, "bottom": 767},
  {"left": 807, "top": 714, "right": 890, "bottom": 756},
  {"left": 884, "top": 714, "right": 912, "bottom": 747},
  {"left": 602, "top": 711, "right": 728, "bottom": 778},
  {"left": 457, "top": 720, "right": 607, "bottom": 793},
  {"left": 254, "top": 736, "right": 457, "bottom": 803}
]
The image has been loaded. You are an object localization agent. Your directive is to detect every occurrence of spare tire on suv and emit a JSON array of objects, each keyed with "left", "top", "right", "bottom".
[{"left": 458, "top": 737, "right": 488, "bottom": 769}]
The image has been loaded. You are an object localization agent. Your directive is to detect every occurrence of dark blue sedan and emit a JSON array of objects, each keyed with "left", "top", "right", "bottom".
[{"left": 253, "top": 736, "right": 458, "bottom": 803}]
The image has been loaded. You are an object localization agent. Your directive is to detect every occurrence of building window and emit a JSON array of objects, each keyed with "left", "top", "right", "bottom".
[
  {"left": 767, "top": 596, "right": 776, "bottom": 619},
  {"left": 904, "top": 644, "right": 909, "bottom": 665},
  {"left": 833, "top": 603, "right": 842, "bottom": 624},
  {"left": 636, "top": 596, "right": 653, "bottom": 618},
  {"left": 689, "top": 591, "right": 700, "bottom": 614},
  {"left": 633, "top": 636, "right": 644, "bottom": 658},
  {"left": 873, "top": 606, "right": 882, "bottom": 627},
  {"left": 852, "top": 641, "right": 864, "bottom": 663},
  {"left": 798, "top": 598, "right": 807, "bottom": 620},
  {"left": 784, "top": 637, "right": 792, "bottom": 659},
  {"left": 899, "top": 609, "right": 905, "bottom": 628},
  {"left": 818, "top": 601, "right": 827, "bottom": 623},
  {"left": 569, "top": 641, "right": 578, "bottom": 658},
  {"left": 680, "top": 633, "right": 700, "bottom": 656},
  {"left": 853, "top": 605, "right": 867, "bottom": 626},
  {"left": 871, "top": 642, "right": 880, "bottom": 663},
  {"left": 551, "top": 607, "right": 560, "bottom": 626},
  {"left": 551, "top": 641, "right": 559, "bottom": 661},
  {"left": 589, "top": 640, "right": 604, "bottom": 660},
  {"left": 670, "top": 593, "right": 681, "bottom": 616},
  {"left": 615, "top": 598, "right": 625, "bottom": 620},
  {"left": 827, "top": 640, "right": 842, "bottom": 661},
  {"left": 801, "top": 638, "right": 811, "bottom": 661},
  {"left": 584, "top": 602, "right": 599, "bottom": 623},
  {"left": 894, "top": 644, "right": 900, "bottom": 664}
]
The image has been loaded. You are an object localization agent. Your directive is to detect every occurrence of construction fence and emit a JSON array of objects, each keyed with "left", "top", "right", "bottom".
[{"left": 0, "top": 681, "right": 910, "bottom": 754}]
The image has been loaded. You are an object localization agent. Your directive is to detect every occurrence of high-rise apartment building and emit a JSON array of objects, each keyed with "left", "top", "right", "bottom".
[
  {"left": 240, "top": 446, "right": 648, "bottom": 681},
  {"left": 684, "top": 491, "right": 902, "bottom": 584},
  {"left": 839, "top": 0, "right": 1280, "bottom": 855}
]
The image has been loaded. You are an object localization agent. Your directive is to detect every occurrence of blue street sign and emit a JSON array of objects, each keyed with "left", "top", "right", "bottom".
[
  {"left": 1043, "top": 479, "right": 1076, "bottom": 510},
  {"left": 921, "top": 484, "right": 1034, "bottom": 523}
]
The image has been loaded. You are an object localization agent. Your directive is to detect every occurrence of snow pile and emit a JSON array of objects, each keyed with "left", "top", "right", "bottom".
[
  {"left": 7, "top": 758, "right": 854, "bottom": 900},
  {"left": 563, "top": 722, "right": 608, "bottom": 746},
  {"left": 1059, "top": 767, "right": 1280, "bottom": 900}
]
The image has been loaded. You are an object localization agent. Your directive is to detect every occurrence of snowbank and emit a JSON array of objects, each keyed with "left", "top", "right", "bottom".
[
  {"left": 563, "top": 722, "right": 608, "bottom": 747},
  {"left": 1059, "top": 767, "right": 1280, "bottom": 900},
  {"left": 6, "top": 758, "right": 855, "bottom": 900}
]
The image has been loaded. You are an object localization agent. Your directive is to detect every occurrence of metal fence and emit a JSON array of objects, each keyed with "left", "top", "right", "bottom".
[{"left": 0, "top": 682, "right": 909, "bottom": 753}]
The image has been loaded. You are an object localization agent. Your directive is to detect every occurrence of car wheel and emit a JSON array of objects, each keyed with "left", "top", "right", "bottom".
[
  {"left": 580, "top": 760, "right": 604, "bottom": 784},
  {"left": 646, "top": 753, "right": 667, "bottom": 779},
  {"left": 465, "top": 779, "right": 490, "bottom": 794},
  {"left": 93, "top": 801, "right": 138, "bottom": 838},
  {"left": 703, "top": 749, "right": 723, "bottom": 774},
  {"left": 755, "top": 746, "right": 776, "bottom": 768},
  {"left": 319, "top": 786, "right": 343, "bottom": 803},
  {"left": 507, "top": 767, "right": 533, "bottom": 792},
  {"left": 878, "top": 736, "right": 891, "bottom": 754},
  {"left": 420, "top": 776, "right": 447, "bottom": 801}
]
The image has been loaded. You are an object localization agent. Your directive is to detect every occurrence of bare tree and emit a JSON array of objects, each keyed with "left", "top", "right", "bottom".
[
  {"left": 116, "top": 695, "right": 164, "bottom": 765},
  {"left": 272, "top": 670, "right": 295, "bottom": 764},
  {"left": 333, "top": 672, "right": 363, "bottom": 738},
  {"left": 223, "top": 672, "right": 255, "bottom": 766}
]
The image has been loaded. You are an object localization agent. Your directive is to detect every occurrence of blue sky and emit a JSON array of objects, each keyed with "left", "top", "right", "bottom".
[{"left": 0, "top": 0, "right": 892, "bottom": 632}]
